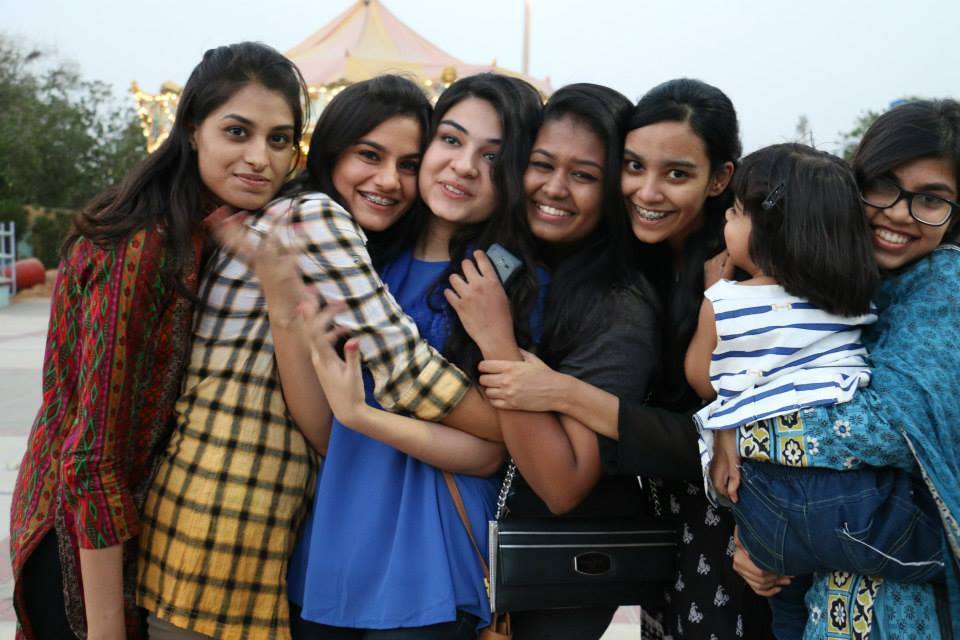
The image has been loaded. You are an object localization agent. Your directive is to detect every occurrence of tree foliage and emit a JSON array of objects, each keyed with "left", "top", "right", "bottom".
[
  {"left": 0, "top": 35, "right": 146, "bottom": 211},
  {"left": 794, "top": 114, "right": 815, "bottom": 147},
  {"left": 838, "top": 108, "right": 885, "bottom": 163},
  {"left": 838, "top": 98, "right": 925, "bottom": 162}
]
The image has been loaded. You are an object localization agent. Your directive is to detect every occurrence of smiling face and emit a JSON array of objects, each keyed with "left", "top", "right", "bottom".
[
  {"left": 190, "top": 82, "right": 295, "bottom": 211},
  {"left": 866, "top": 156, "right": 957, "bottom": 270},
  {"left": 524, "top": 116, "right": 606, "bottom": 245},
  {"left": 621, "top": 120, "right": 732, "bottom": 251},
  {"left": 332, "top": 115, "right": 422, "bottom": 232},
  {"left": 418, "top": 97, "right": 502, "bottom": 226}
]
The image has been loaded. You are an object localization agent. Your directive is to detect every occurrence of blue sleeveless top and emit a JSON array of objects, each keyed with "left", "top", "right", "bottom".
[{"left": 289, "top": 248, "right": 544, "bottom": 630}]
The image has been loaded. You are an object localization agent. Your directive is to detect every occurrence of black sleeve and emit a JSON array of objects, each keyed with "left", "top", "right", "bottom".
[
  {"left": 554, "top": 288, "right": 659, "bottom": 404},
  {"left": 596, "top": 401, "right": 702, "bottom": 481}
]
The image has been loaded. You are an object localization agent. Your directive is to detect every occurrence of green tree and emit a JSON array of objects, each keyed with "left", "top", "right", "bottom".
[
  {"left": 838, "top": 108, "right": 885, "bottom": 163},
  {"left": 794, "top": 114, "right": 815, "bottom": 146},
  {"left": 839, "top": 98, "right": 925, "bottom": 162},
  {"left": 0, "top": 35, "right": 147, "bottom": 265},
  {"left": 0, "top": 37, "right": 147, "bottom": 207}
]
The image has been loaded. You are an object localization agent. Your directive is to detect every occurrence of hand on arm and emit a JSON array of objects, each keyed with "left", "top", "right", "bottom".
[
  {"left": 213, "top": 213, "right": 333, "bottom": 452},
  {"left": 711, "top": 429, "right": 741, "bottom": 502},
  {"left": 306, "top": 306, "right": 504, "bottom": 476},
  {"left": 480, "top": 356, "right": 611, "bottom": 511},
  {"left": 477, "top": 350, "right": 621, "bottom": 439},
  {"left": 445, "top": 254, "right": 611, "bottom": 512}
]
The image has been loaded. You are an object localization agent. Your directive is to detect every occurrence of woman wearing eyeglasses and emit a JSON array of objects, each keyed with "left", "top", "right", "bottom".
[{"left": 731, "top": 99, "right": 960, "bottom": 639}]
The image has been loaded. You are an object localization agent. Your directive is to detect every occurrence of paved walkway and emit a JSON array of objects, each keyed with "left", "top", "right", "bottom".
[
  {"left": 0, "top": 298, "right": 49, "bottom": 639},
  {"left": 0, "top": 297, "right": 645, "bottom": 639}
]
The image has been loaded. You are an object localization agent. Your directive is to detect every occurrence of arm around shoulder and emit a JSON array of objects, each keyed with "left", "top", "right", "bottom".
[{"left": 284, "top": 194, "right": 472, "bottom": 422}]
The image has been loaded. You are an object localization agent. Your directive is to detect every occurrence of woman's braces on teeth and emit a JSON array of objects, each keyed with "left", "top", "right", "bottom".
[
  {"left": 633, "top": 204, "right": 669, "bottom": 221},
  {"left": 361, "top": 191, "right": 398, "bottom": 206}
]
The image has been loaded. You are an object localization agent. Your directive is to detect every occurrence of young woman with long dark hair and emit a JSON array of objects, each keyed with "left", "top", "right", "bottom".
[
  {"left": 407, "top": 82, "right": 666, "bottom": 639},
  {"left": 733, "top": 99, "right": 960, "bottom": 639},
  {"left": 10, "top": 42, "right": 308, "bottom": 640},
  {"left": 469, "top": 79, "right": 776, "bottom": 639},
  {"left": 290, "top": 73, "right": 544, "bottom": 639},
  {"left": 135, "top": 73, "right": 506, "bottom": 640}
]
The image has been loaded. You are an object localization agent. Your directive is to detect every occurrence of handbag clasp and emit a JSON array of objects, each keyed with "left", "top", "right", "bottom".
[{"left": 573, "top": 551, "right": 613, "bottom": 576}]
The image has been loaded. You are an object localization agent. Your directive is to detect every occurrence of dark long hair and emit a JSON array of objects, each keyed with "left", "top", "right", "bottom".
[
  {"left": 853, "top": 99, "right": 960, "bottom": 245},
  {"left": 68, "top": 42, "right": 308, "bottom": 295},
  {"left": 421, "top": 73, "right": 544, "bottom": 379},
  {"left": 281, "top": 74, "right": 432, "bottom": 264},
  {"left": 734, "top": 143, "right": 878, "bottom": 315},
  {"left": 533, "top": 83, "right": 653, "bottom": 366},
  {"left": 628, "top": 78, "right": 742, "bottom": 408}
]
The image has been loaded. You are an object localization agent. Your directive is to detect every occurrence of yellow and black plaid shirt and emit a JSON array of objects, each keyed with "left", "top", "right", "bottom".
[{"left": 137, "top": 194, "right": 470, "bottom": 639}]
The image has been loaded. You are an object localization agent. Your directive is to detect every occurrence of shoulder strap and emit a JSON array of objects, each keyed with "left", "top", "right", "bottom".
[{"left": 442, "top": 471, "right": 489, "bottom": 580}]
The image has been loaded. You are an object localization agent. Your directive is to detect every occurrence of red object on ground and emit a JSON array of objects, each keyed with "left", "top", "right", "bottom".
[{"left": 4, "top": 258, "right": 45, "bottom": 290}]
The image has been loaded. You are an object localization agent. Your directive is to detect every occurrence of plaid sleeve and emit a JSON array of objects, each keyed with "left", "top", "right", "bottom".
[{"left": 261, "top": 194, "right": 470, "bottom": 420}]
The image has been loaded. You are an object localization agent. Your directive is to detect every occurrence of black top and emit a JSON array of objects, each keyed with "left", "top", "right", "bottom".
[
  {"left": 507, "top": 285, "right": 661, "bottom": 518},
  {"left": 596, "top": 401, "right": 701, "bottom": 482}
]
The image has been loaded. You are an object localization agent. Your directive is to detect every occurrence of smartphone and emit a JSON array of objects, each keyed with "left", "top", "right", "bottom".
[{"left": 485, "top": 243, "right": 523, "bottom": 286}]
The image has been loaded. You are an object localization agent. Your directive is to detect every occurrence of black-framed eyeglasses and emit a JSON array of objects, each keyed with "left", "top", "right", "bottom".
[{"left": 860, "top": 177, "right": 959, "bottom": 227}]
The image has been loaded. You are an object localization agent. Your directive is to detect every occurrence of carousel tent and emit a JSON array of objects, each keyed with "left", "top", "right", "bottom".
[
  {"left": 287, "top": 0, "right": 551, "bottom": 96},
  {"left": 133, "top": 0, "right": 550, "bottom": 151}
]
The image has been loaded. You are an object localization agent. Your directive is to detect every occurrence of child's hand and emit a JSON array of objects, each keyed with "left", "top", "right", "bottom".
[{"left": 711, "top": 429, "right": 742, "bottom": 502}]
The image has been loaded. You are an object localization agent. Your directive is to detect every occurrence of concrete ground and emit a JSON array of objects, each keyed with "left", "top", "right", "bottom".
[
  {"left": 0, "top": 298, "right": 48, "bottom": 639},
  {"left": 0, "top": 297, "right": 644, "bottom": 639}
]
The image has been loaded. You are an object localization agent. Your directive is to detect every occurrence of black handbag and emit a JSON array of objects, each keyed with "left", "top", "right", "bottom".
[{"left": 487, "top": 462, "right": 678, "bottom": 613}]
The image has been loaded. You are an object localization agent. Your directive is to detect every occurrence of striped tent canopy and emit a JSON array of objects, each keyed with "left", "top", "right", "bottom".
[{"left": 133, "top": 0, "right": 551, "bottom": 152}]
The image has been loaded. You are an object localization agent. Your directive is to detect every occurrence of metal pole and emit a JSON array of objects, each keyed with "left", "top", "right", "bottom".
[{"left": 522, "top": 0, "right": 531, "bottom": 75}]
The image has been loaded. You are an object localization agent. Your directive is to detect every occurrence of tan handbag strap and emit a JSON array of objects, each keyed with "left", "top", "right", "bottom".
[
  {"left": 444, "top": 472, "right": 513, "bottom": 638},
  {"left": 442, "top": 471, "right": 489, "bottom": 580}
]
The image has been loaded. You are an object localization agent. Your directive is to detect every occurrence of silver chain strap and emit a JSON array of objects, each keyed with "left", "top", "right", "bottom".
[
  {"left": 494, "top": 460, "right": 517, "bottom": 521},
  {"left": 648, "top": 477, "right": 663, "bottom": 517}
]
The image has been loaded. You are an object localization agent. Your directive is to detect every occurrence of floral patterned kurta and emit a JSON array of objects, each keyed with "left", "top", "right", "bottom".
[
  {"left": 737, "top": 246, "right": 960, "bottom": 639},
  {"left": 800, "top": 246, "right": 960, "bottom": 640}
]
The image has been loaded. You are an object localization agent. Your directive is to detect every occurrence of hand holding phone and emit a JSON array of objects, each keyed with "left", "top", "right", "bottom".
[{"left": 485, "top": 243, "right": 522, "bottom": 287}]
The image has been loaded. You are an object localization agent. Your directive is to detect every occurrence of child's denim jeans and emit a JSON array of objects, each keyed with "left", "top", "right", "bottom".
[{"left": 732, "top": 460, "right": 944, "bottom": 639}]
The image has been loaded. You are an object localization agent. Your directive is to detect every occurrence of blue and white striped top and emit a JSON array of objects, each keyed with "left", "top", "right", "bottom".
[{"left": 694, "top": 279, "right": 876, "bottom": 432}]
